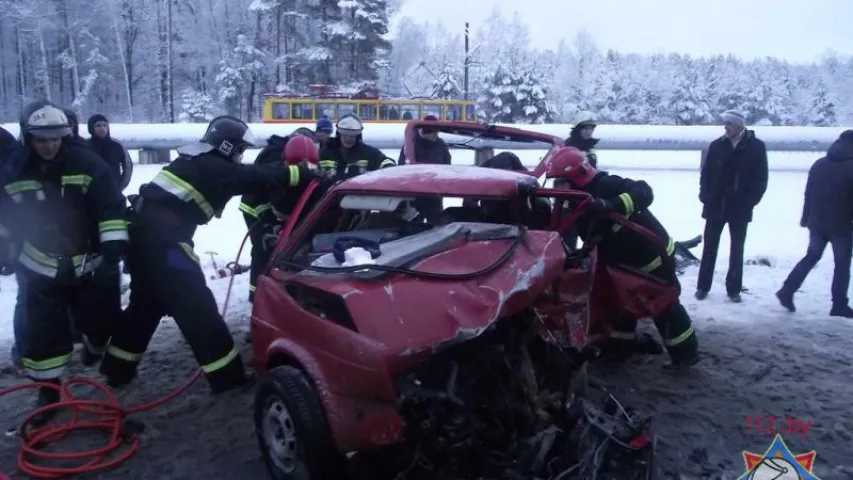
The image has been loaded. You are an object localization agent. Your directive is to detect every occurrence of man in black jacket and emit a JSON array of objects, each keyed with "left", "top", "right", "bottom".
[
  {"left": 99, "top": 116, "right": 318, "bottom": 393},
  {"left": 696, "top": 110, "right": 768, "bottom": 303},
  {"left": 397, "top": 115, "right": 451, "bottom": 165},
  {"left": 87, "top": 114, "right": 133, "bottom": 190},
  {"left": 776, "top": 131, "right": 853, "bottom": 318}
]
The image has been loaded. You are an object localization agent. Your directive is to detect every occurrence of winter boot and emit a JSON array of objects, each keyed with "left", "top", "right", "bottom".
[
  {"left": 694, "top": 290, "right": 708, "bottom": 300},
  {"left": 775, "top": 288, "right": 796, "bottom": 312},
  {"left": 29, "top": 380, "right": 62, "bottom": 428},
  {"left": 728, "top": 293, "right": 742, "bottom": 303},
  {"left": 830, "top": 304, "right": 853, "bottom": 318},
  {"left": 663, "top": 352, "right": 700, "bottom": 371}
]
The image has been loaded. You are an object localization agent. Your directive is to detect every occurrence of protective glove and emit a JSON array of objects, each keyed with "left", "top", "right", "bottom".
[{"left": 261, "top": 232, "right": 279, "bottom": 253}]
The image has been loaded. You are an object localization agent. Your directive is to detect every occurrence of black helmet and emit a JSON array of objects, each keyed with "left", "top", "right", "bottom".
[
  {"left": 178, "top": 115, "right": 257, "bottom": 159},
  {"left": 201, "top": 115, "right": 256, "bottom": 156},
  {"left": 19, "top": 100, "right": 72, "bottom": 144},
  {"left": 291, "top": 127, "right": 316, "bottom": 141}
]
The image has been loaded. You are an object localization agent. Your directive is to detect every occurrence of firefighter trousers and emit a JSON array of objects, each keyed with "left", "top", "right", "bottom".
[
  {"left": 99, "top": 227, "right": 246, "bottom": 393},
  {"left": 608, "top": 262, "right": 698, "bottom": 363},
  {"left": 248, "top": 240, "right": 272, "bottom": 303},
  {"left": 19, "top": 263, "right": 121, "bottom": 380}
]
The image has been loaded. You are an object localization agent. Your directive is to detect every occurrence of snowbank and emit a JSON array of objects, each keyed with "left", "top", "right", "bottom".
[{"left": 2, "top": 122, "right": 848, "bottom": 152}]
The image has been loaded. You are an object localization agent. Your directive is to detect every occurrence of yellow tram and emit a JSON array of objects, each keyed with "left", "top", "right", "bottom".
[{"left": 261, "top": 84, "right": 477, "bottom": 124}]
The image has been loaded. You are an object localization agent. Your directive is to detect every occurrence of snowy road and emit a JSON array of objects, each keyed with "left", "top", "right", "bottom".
[{"left": 3, "top": 156, "right": 853, "bottom": 479}]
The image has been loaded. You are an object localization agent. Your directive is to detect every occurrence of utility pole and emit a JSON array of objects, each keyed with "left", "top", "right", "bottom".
[{"left": 464, "top": 22, "right": 470, "bottom": 100}]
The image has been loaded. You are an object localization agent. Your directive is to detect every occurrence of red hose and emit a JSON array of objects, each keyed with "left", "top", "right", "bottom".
[{"left": 0, "top": 230, "right": 252, "bottom": 478}]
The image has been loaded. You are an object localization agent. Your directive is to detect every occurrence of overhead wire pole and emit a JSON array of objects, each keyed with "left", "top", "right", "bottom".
[{"left": 464, "top": 22, "right": 470, "bottom": 100}]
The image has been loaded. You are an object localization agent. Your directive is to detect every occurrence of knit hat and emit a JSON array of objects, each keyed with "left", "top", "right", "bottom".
[
  {"left": 720, "top": 110, "right": 746, "bottom": 127},
  {"left": 87, "top": 113, "right": 108, "bottom": 136},
  {"left": 422, "top": 114, "right": 439, "bottom": 133},
  {"left": 315, "top": 117, "right": 334, "bottom": 134}
]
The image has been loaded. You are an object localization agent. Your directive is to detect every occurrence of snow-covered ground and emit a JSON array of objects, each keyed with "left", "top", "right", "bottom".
[{"left": 2, "top": 150, "right": 853, "bottom": 479}]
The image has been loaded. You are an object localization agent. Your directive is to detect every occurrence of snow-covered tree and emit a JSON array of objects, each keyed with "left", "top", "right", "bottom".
[
  {"left": 178, "top": 89, "right": 216, "bottom": 123},
  {"left": 431, "top": 64, "right": 462, "bottom": 99},
  {"left": 215, "top": 34, "right": 267, "bottom": 119},
  {"left": 478, "top": 65, "right": 553, "bottom": 124},
  {"left": 809, "top": 81, "right": 837, "bottom": 126}
]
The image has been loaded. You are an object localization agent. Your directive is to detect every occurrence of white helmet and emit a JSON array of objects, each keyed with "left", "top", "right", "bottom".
[
  {"left": 337, "top": 114, "right": 363, "bottom": 136},
  {"left": 21, "top": 102, "right": 72, "bottom": 139},
  {"left": 573, "top": 110, "right": 598, "bottom": 128}
]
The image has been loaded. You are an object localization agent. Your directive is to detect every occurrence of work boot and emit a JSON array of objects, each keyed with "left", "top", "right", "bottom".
[
  {"left": 210, "top": 369, "right": 256, "bottom": 394},
  {"left": 29, "top": 380, "right": 62, "bottom": 427},
  {"left": 634, "top": 332, "right": 664, "bottom": 355},
  {"left": 830, "top": 304, "right": 853, "bottom": 318},
  {"left": 776, "top": 288, "right": 796, "bottom": 312},
  {"left": 79, "top": 337, "right": 107, "bottom": 367},
  {"left": 694, "top": 290, "right": 708, "bottom": 300},
  {"left": 728, "top": 293, "right": 742, "bottom": 303},
  {"left": 663, "top": 352, "right": 700, "bottom": 371}
]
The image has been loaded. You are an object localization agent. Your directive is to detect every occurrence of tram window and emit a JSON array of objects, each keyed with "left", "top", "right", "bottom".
[
  {"left": 338, "top": 103, "right": 357, "bottom": 117},
  {"left": 422, "top": 104, "right": 443, "bottom": 119},
  {"left": 272, "top": 102, "right": 291, "bottom": 120},
  {"left": 358, "top": 103, "right": 378, "bottom": 120},
  {"left": 292, "top": 103, "right": 314, "bottom": 120},
  {"left": 399, "top": 104, "right": 419, "bottom": 120},
  {"left": 381, "top": 104, "right": 402, "bottom": 120},
  {"left": 446, "top": 104, "right": 462, "bottom": 121},
  {"left": 316, "top": 103, "right": 336, "bottom": 120},
  {"left": 465, "top": 104, "right": 476, "bottom": 121}
]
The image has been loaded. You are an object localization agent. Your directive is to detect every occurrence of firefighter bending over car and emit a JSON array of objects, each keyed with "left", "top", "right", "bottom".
[
  {"left": 0, "top": 101, "right": 127, "bottom": 424},
  {"left": 99, "top": 116, "right": 320, "bottom": 393},
  {"left": 546, "top": 146, "right": 700, "bottom": 369},
  {"left": 242, "top": 134, "right": 322, "bottom": 302},
  {"left": 240, "top": 127, "right": 315, "bottom": 302},
  {"left": 318, "top": 114, "right": 395, "bottom": 178}
]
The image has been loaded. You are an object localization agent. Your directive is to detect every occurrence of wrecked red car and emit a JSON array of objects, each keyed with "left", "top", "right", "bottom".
[{"left": 249, "top": 121, "right": 665, "bottom": 480}]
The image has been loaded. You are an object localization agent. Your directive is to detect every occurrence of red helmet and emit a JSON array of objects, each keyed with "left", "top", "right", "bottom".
[
  {"left": 283, "top": 135, "right": 319, "bottom": 166},
  {"left": 544, "top": 146, "right": 598, "bottom": 186}
]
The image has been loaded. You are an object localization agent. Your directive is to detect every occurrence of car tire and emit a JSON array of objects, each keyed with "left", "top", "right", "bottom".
[{"left": 254, "top": 366, "right": 347, "bottom": 480}]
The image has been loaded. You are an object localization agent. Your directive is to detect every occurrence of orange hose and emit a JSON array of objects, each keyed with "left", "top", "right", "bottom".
[{"left": 0, "top": 230, "right": 252, "bottom": 478}]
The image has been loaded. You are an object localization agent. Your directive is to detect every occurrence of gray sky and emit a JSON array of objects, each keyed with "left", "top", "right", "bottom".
[{"left": 393, "top": 0, "right": 853, "bottom": 62}]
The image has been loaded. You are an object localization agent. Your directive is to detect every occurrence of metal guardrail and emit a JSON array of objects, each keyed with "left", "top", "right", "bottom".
[{"left": 2, "top": 122, "right": 847, "bottom": 152}]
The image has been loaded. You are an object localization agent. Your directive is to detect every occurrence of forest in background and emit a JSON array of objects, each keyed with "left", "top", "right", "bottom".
[{"left": 0, "top": 0, "right": 850, "bottom": 126}]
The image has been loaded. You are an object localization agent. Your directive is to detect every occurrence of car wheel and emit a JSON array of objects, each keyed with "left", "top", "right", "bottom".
[{"left": 254, "top": 366, "right": 347, "bottom": 480}]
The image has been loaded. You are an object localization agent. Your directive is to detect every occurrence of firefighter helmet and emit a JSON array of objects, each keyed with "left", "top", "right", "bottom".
[
  {"left": 573, "top": 111, "right": 598, "bottom": 128},
  {"left": 336, "top": 114, "right": 363, "bottom": 136},
  {"left": 544, "top": 146, "right": 598, "bottom": 186},
  {"left": 19, "top": 100, "right": 72, "bottom": 142},
  {"left": 283, "top": 135, "right": 319, "bottom": 166},
  {"left": 291, "top": 127, "right": 316, "bottom": 141},
  {"left": 199, "top": 115, "right": 257, "bottom": 158}
]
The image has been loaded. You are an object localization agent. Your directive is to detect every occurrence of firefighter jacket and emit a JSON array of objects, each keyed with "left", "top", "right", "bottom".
[
  {"left": 574, "top": 172, "right": 675, "bottom": 274},
  {"left": 239, "top": 134, "right": 288, "bottom": 231},
  {"left": 134, "top": 152, "right": 307, "bottom": 244},
  {"left": 0, "top": 143, "right": 128, "bottom": 279},
  {"left": 318, "top": 136, "right": 395, "bottom": 178}
]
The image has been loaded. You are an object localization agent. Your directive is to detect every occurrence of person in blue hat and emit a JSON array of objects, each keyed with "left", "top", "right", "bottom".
[{"left": 315, "top": 116, "right": 333, "bottom": 148}]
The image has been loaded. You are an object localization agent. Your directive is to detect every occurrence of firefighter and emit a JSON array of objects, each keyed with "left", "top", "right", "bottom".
[
  {"left": 0, "top": 100, "right": 127, "bottom": 422},
  {"left": 99, "top": 116, "right": 319, "bottom": 393},
  {"left": 244, "top": 135, "right": 321, "bottom": 302},
  {"left": 546, "top": 146, "right": 700, "bottom": 369},
  {"left": 239, "top": 127, "right": 315, "bottom": 302},
  {"left": 318, "top": 114, "right": 395, "bottom": 178}
]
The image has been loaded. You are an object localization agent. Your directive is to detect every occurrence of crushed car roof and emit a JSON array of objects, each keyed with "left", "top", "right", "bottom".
[{"left": 332, "top": 164, "right": 538, "bottom": 198}]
